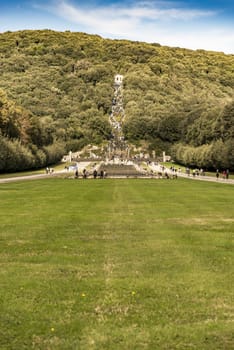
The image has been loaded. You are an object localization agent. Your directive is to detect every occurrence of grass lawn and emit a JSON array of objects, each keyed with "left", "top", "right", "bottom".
[{"left": 0, "top": 178, "right": 233, "bottom": 349}]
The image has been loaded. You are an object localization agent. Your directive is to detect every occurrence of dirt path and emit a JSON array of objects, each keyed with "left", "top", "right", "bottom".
[
  {"left": 0, "top": 173, "right": 52, "bottom": 183},
  {"left": 177, "top": 172, "right": 234, "bottom": 185}
]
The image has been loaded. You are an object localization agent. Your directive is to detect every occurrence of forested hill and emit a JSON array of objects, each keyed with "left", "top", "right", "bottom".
[{"left": 0, "top": 29, "right": 233, "bottom": 172}]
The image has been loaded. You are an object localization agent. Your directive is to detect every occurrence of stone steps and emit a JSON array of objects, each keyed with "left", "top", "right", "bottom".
[{"left": 98, "top": 164, "right": 143, "bottom": 176}]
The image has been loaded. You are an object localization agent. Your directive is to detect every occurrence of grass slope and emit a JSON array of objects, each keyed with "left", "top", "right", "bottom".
[{"left": 0, "top": 178, "right": 233, "bottom": 349}]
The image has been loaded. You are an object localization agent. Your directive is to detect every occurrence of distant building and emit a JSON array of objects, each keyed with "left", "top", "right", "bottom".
[{"left": 114, "top": 74, "right": 123, "bottom": 85}]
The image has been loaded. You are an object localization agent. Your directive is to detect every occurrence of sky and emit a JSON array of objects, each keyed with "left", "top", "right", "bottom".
[{"left": 1, "top": 0, "right": 234, "bottom": 54}]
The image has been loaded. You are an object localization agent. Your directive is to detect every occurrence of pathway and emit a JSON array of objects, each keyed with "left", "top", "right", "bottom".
[
  {"left": 148, "top": 162, "right": 234, "bottom": 185},
  {"left": 0, "top": 162, "right": 91, "bottom": 184}
]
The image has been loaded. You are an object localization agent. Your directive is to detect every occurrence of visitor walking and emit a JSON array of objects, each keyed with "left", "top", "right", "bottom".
[{"left": 83, "top": 168, "right": 87, "bottom": 179}]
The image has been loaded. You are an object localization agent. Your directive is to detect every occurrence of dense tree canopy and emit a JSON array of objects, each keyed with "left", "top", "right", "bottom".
[{"left": 0, "top": 29, "right": 233, "bottom": 171}]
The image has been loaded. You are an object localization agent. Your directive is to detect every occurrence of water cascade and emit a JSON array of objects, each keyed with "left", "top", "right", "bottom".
[{"left": 108, "top": 75, "right": 130, "bottom": 161}]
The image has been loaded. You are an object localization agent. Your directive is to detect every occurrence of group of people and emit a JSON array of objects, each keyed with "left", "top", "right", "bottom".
[
  {"left": 186, "top": 168, "right": 205, "bottom": 177},
  {"left": 93, "top": 169, "right": 107, "bottom": 179},
  {"left": 74, "top": 168, "right": 107, "bottom": 179},
  {"left": 45, "top": 167, "right": 54, "bottom": 174},
  {"left": 216, "top": 169, "right": 229, "bottom": 180}
]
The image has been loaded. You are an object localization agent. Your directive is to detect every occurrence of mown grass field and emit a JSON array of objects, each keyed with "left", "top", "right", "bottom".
[{"left": 0, "top": 178, "right": 233, "bottom": 349}]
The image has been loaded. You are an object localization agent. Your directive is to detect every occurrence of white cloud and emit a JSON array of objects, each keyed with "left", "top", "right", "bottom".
[
  {"left": 52, "top": 0, "right": 216, "bottom": 24},
  {"left": 35, "top": 0, "right": 234, "bottom": 53}
]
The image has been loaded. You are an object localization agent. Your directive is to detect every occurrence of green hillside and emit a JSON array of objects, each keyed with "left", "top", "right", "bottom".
[{"left": 0, "top": 30, "right": 233, "bottom": 171}]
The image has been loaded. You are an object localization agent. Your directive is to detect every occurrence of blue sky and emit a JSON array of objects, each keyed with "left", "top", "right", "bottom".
[{"left": 1, "top": 0, "right": 234, "bottom": 53}]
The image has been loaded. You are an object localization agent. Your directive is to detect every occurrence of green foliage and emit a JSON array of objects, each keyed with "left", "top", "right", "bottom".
[
  {"left": 158, "top": 115, "right": 181, "bottom": 142},
  {"left": 0, "top": 88, "right": 66, "bottom": 172},
  {"left": 171, "top": 139, "right": 233, "bottom": 170},
  {"left": 0, "top": 30, "right": 233, "bottom": 170},
  {"left": 0, "top": 136, "right": 34, "bottom": 171},
  {"left": 220, "top": 100, "right": 234, "bottom": 140},
  {"left": 42, "top": 142, "right": 66, "bottom": 165}
]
